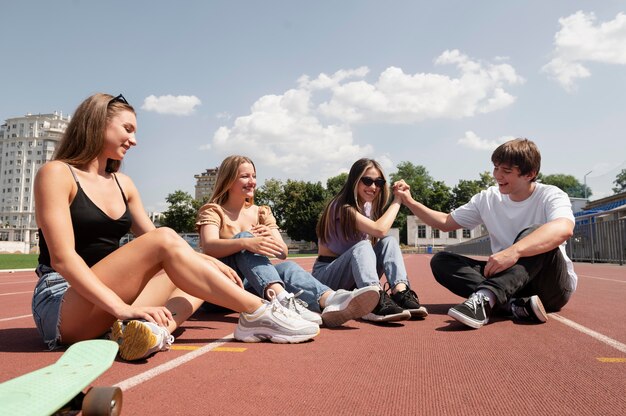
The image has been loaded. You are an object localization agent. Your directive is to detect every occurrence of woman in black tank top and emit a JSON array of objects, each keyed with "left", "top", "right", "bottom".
[{"left": 33, "top": 93, "right": 318, "bottom": 360}]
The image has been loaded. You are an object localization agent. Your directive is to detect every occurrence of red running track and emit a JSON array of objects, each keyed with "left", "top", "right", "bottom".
[{"left": 1, "top": 254, "right": 625, "bottom": 415}]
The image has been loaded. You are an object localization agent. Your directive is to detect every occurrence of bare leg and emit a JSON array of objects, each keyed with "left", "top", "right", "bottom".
[{"left": 59, "top": 228, "right": 263, "bottom": 343}]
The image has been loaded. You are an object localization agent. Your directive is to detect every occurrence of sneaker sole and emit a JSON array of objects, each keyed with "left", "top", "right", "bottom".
[
  {"left": 321, "top": 287, "right": 380, "bottom": 328},
  {"left": 361, "top": 310, "right": 411, "bottom": 323},
  {"left": 406, "top": 306, "right": 429, "bottom": 319},
  {"left": 448, "top": 308, "right": 487, "bottom": 329},
  {"left": 113, "top": 320, "right": 158, "bottom": 361},
  {"left": 530, "top": 295, "right": 548, "bottom": 323},
  {"left": 233, "top": 326, "right": 320, "bottom": 344}
]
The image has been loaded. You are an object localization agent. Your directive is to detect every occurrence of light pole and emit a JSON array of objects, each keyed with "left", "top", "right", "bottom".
[{"left": 584, "top": 170, "right": 593, "bottom": 200}]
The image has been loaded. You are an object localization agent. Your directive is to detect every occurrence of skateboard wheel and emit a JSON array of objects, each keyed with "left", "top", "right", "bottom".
[{"left": 82, "top": 386, "right": 123, "bottom": 416}]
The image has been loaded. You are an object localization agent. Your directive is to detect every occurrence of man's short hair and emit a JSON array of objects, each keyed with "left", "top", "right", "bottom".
[{"left": 491, "top": 138, "right": 541, "bottom": 181}]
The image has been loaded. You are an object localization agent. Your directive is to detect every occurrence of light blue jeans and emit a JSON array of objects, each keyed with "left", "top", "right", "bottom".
[
  {"left": 312, "top": 236, "right": 410, "bottom": 291},
  {"left": 219, "top": 232, "right": 331, "bottom": 312},
  {"left": 32, "top": 264, "right": 70, "bottom": 350}
]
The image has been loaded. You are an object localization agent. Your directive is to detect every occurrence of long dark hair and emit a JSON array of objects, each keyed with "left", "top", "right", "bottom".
[{"left": 317, "top": 158, "right": 390, "bottom": 244}]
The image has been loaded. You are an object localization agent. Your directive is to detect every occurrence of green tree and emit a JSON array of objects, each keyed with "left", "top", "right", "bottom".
[
  {"left": 429, "top": 180, "right": 452, "bottom": 212},
  {"left": 540, "top": 173, "right": 590, "bottom": 198},
  {"left": 276, "top": 180, "right": 326, "bottom": 243},
  {"left": 255, "top": 178, "right": 285, "bottom": 226},
  {"left": 451, "top": 171, "right": 495, "bottom": 209},
  {"left": 612, "top": 169, "right": 626, "bottom": 194},
  {"left": 161, "top": 190, "right": 197, "bottom": 233},
  {"left": 326, "top": 173, "right": 348, "bottom": 198}
]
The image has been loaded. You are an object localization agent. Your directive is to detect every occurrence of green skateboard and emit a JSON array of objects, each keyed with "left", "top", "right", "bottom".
[{"left": 0, "top": 339, "right": 122, "bottom": 416}]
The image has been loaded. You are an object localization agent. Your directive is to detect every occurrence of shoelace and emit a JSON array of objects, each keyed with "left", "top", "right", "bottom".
[
  {"left": 399, "top": 288, "right": 420, "bottom": 304},
  {"left": 463, "top": 293, "right": 486, "bottom": 312},
  {"left": 269, "top": 295, "right": 302, "bottom": 320},
  {"left": 379, "top": 290, "right": 397, "bottom": 309}
]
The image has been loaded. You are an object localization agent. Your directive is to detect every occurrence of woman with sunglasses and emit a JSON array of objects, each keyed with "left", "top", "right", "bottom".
[
  {"left": 32, "top": 93, "right": 320, "bottom": 361},
  {"left": 313, "top": 158, "right": 428, "bottom": 322},
  {"left": 196, "top": 155, "right": 379, "bottom": 328}
]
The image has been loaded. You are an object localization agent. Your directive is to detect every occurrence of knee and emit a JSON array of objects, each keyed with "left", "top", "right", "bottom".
[
  {"left": 353, "top": 239, "right": 374, "bottom": 254},
  {"left": 150, "top": 227, "right": 188, "bottom": 253},
  {"left": 233, "top": 231, "right": 254, "bottom": 239}
]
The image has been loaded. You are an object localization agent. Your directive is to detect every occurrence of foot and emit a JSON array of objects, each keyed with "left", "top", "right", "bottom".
[
  {"left": 391, "top": 287, "right": 428, "bottom": 318},
  {"left": 110, "top": 319, "right": 174, "bottom": 361},
  {"left": 448, "top": 293, "right": 492, "bottom": 329},
  {"left": 361, "top": 290, "right": 411, "bottom": 322},
  {"left": 235, "top": 290, "right": 320, "bottom": 344},
  {"left": 321, "top": 286, "right": 380, "bottom": 327},
  {"left": 279, "top": 291, "right": 323, "bottom": 325},
  {"left": 509, "top": 295, "right": 548, "bottom": 323}
]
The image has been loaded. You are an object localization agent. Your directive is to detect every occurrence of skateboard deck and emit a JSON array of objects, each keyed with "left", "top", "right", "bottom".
[{"left": 0, "top": 339, "right": 121, "bottom": 416}]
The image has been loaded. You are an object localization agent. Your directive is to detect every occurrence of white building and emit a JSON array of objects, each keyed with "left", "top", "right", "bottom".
[
  {"left": 406, "top": 215, "right": 484, "bottom": 251},
  {"left": 0, "top": 112, "right": 70, "bottom": 253}
]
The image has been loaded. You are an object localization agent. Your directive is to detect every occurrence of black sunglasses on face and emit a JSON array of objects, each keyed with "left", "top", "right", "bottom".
[
  {"left": 109, "top": 94, "right": 129, "bottom": 105},
  {"left": 360, "top": 176, "right": 386, "bottom": 188}
]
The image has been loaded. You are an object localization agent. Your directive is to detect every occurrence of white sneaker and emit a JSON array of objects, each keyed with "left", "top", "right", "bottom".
[
  {"left": 321, "top": 286, "right": 380, "bottom": 327},
  {"left": 110, "top": 320, "right": 174, "bottom": 361},
  {"left": 235, "top": 290, "right": 320, "bottom": 344},
  {"left": 280, "top": 291, "right": 323, "bottom": 325}
]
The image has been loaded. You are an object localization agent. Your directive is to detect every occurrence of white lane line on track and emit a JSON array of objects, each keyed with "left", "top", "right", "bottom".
[
  {"left": 578, "top": 274, "right": 626, "bottom": 284},
  {"left": 114, "top": 334, "right": 235, "bottom": 391},
  {"left": 551, "top": 313, "right": 626, "bottom": 354},
  {"left": 0, "top": 314, "right": 32, "bottom": 322},
  {"left": 0, "top": 291, "right": 32, "bottom": 296}
]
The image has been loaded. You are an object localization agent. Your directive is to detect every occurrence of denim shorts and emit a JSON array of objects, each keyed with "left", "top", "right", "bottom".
[{"left": 32, "top": 264, "right": 70, "bottom": 350}]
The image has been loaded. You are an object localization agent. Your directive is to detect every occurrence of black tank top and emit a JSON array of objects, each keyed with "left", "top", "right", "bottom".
[{"left": 38, "top": 164, "right": 133, "bottom": 267}]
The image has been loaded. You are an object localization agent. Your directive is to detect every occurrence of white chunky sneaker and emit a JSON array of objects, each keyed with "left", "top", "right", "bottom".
[
  {"left": 110, "top": 319, "right": 174, "bottom": 361},
  {"left": 321, "top": 286, "right": 380, "bottom": 327},
  {"left": 280, "top": 291, "right": 323, "bottom": 325},
  {"left": 234, "top": 290, "right": 320, "bottom": 344}
]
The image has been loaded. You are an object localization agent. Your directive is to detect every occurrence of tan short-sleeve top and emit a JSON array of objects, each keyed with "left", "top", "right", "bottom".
[{"left": 196, "top": 203, "right": 278, "bottom": 239}]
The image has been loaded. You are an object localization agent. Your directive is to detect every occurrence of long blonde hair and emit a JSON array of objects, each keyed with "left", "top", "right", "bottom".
[
  {"left": 54, "top": 93, "right": 135, "bottom": 173},
  {"left": 317, "top": 158, "right": 390, "bottom": 244},
  {"left": 210, "top": 155, "right": 256, "bottom": 206}
]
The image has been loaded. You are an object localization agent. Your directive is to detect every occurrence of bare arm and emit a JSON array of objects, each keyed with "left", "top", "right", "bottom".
[
  {"left": 484, "top": 217, "right": 574, "bottom": 277},
  {"left": 199, "top": 223, "right": 285, "bottom": 259},
  {"left": 353, "top": 191, "right": 403, "bottom": 238},
  {"left": 397, "top": 185, "right": 461, "bottom": 232},
  {"left": 116, "top": 173, "right": 156, "bottom": 236}
]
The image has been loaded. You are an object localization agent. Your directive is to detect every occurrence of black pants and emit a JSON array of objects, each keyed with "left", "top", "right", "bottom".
[{"left": 430, "top": 226, "right": 573, "bottom": 311}]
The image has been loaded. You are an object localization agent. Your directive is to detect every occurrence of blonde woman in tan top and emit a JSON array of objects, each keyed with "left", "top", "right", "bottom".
[{"left": 196, "top": 155, "right": 379, "bottom": 327}]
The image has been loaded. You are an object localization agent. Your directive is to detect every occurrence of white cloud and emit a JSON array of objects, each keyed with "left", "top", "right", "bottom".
[
  {"left": 209, "top": 50, "right": 523, "bottom": 178},
  {"left": 141, "top": 94, "right": 201, "bottom": 116},
  {"left": 458, "top": 131, "right": 512, "bottom": 151},
  {"left": 543, "top": 11, "right": 626, "bottom": 91}
]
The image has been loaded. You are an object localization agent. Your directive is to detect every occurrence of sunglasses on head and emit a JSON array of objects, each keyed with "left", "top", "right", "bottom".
[
  {"left": 360, "top": 176, "right": 386, "bottom": 188},
  {"left": 108, "top": 94, "right": 129, "bottom": 105}
]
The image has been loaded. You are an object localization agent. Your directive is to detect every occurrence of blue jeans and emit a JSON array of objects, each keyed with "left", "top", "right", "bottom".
[
  {"left": 32, "top": 264, "right": 70, "bottom": 350},
  {"left": 312, "top": 236, "right": 410, "bottom": 291},
  {"left": 219, "top": 232, "right": 331, "bottom": 312}
]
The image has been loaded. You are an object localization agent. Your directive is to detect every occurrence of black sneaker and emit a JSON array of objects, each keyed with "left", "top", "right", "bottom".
[
  {"left": 391, "top": 288, "right": 428, "bottom": 318},
  {"left": 509, "top": 295, "right": 548, "bottom": 323},
  {"left": 362, "top": 290, "right": 411, "bottom": 322},
  {"left": 448, "top": 293, "right": 492, "bottom": 329}
]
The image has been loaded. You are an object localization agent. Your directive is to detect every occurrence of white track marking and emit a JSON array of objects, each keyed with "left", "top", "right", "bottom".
[
  {"left": 114, "top": 334, "right": 235, "bottom": 391},
  {"left": 552, "top": 313, "right": 626, "bottom": 354}
]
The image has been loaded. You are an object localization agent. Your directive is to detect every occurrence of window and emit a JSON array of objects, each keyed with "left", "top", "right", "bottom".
[
  {"left": 417, "top": 225, "right": 426, "bottom": 239},
  {"left": 432, "top": 229, "right": 440, "bottom": 238},
  {"left": 448, "top": 230, "right": 457, "bottom": 238},
  {"left": 463, "top": 229, "right": 471, "bottom": 238}
]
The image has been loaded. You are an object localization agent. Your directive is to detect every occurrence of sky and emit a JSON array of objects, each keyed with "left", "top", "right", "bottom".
[{"left": 2, "top": 1, "right": 625, "bottom": 212}]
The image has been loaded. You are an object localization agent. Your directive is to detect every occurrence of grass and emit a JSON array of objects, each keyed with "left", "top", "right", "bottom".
[{"left": 0, "top": 254, "right": 38, "bottom": 270}]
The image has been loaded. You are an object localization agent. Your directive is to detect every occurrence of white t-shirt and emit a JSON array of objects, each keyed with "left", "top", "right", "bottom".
[{"left": 451, "top": 183, "right": 577, "bottom": 291}]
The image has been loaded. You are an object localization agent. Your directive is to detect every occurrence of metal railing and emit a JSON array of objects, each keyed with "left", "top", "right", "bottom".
[{"left": 444, "top": 208, "right": 626, "bottom": 265}]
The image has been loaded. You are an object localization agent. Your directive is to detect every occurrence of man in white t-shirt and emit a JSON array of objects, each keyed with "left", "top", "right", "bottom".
[{"left": 397, "top": 138, "right": 577, "bottom": 329}]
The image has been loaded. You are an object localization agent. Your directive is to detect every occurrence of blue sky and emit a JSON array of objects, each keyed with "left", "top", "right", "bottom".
[{"left": 2, "top": 1, "right": 625, "bottom": 212}]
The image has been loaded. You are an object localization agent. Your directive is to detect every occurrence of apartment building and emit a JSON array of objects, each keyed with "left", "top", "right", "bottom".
[
  {"left": 194, "top": 167, "right": 219, "bottom": 201},
  {"left": 0, "top": 112, "right": 70, "bottom": 252}
]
